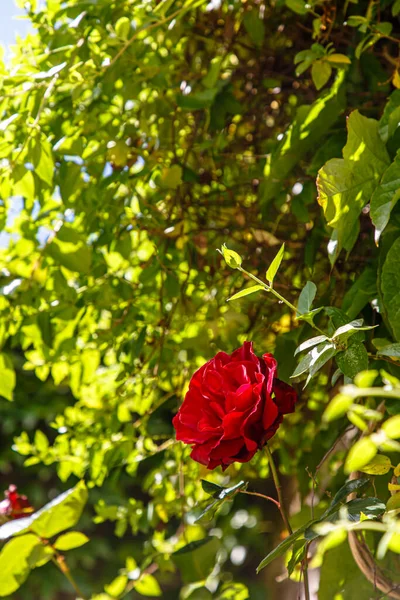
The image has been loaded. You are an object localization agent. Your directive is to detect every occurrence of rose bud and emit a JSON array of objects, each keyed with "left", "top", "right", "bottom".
[{"left": 173, "top": 341, "right": 297, "bottom": 470}]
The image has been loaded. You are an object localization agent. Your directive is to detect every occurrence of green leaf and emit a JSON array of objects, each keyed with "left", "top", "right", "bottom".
[
  {"left": 287, "top": 539, "right": 307, "bottom": 576},
  {"left": 377, "top": 343, "right": 400, "bottom": 358},
  {"left": 105, "top": 575, "right": 128, "bottom": 597},
  {"left": 337, "top": 497, "right": 386, "bottom": 522},
  {"left": 202, "top": 56, "right": 223, "bottom": 89},
  {"left": 257, "top": 522, "right": 311, "bottom": 572},
  {"left": 387, "top": 493, "right": 400, "bottom": 511},
  {"left": 323, "top": 393, "right": 353, "bottom": 422},
  {"left": 326, "top": 477, "right": 370, "bottom": 513},
  {"left": 285, "top": 0, "right": 307, "bottom": 15},
  {"left": 0, "top": 353, "right": 16, "bottom": 401},
  {"left": 326, "top": 54, "right": 351, "bottom": 65},
  {"left": 219, "top": 244, "right": 242, "bottom": 269},
  {"left": 177, "top": 88, "right": 219, "bottom": 110},
  {"left": 227, "top": 285, "right": 264, "bottom": 302},
  {"left": 370, "top": 151, "right": 400, "bottom": 243},
  {"left": 0, "top": 534, "right": 42, "bottom": 596},
  {"left": 317, "top": 110, "right": 390, "bottom": 262},
  {"left": 135, "top": 574, "right": 162, "bottom": 597},
  {"left": 336, "top": 342, "right": 368, "bottom": 379},
  {"left": 47, "top": 225, "right": 92, "bottom": 274},
  {"left": 379, "top": 89, "right": 400, "bottom": 142},
  {"left": 291, "top": 341, "right": 336, "bottom": 382},
  {"left": 381, "top": 236, "right": 400, "bottom": 341},
  {"left": 266, "top": 243, "right": 285, "bottom": 284},
  {"left": 197, "top": 481, "right": 247, "bottom": 521},
  {"left": 331, "top": 320, "right": 376, "bottom": 345},
  {"left": 201, "top": 480, "right": 224, "bottom": 496},
  {"left": 295, "top": 335, "right": 328, "bottom": 356},
  {"left": 54, "top": 531, "right": 89, "bottom": 551},
  {"left": 115, "top": 16, "right": 131, "bottom": 40},
  {"left": 0, "top": 481, "right": 88, "bottom": 540},
  {"left": 382, "top": 415, "right": 400, "bottom": 439},
  {"left": 342, "top": 266, "right": 378, "bottom": 319},
  {"left": 359, "top": 455, "right": 391, "bottom": 475},
  {"left": 297, "top": 281, "right": 317, "bottom": 314},
  {"left": 243, "top": 11, "right": 265, "bottom": 48},
  {"left": 296, "top": 306, "right": 324, "bottom": 326},
  {"left": 29, "top": 133, "right": 54, "bottom": 188},
  {"left": 312, "top": 61, "right": 332, "bottom": 90},
  {"left": 12, "top": 165, "right": 35, "bottom": 207},
  {"left": 344, "top": 437, "right": 377, "bottom": 473}
]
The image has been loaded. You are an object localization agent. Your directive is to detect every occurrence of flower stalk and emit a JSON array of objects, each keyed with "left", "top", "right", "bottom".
[{"left": 265, "top": 444, "right": 310, "bottom": 600}]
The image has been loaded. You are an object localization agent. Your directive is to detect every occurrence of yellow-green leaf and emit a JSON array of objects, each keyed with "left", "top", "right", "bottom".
[
  {"left": 359, "top": 455, "right": 391, "bottom": 475},
  {"left": 266, "top": 243, "right": 285, "bottom": 284},
  {"left": 326, "top": 54, "right": 351, "bottom": 65},
  {"left": 323, "top": 394, "right": 353, "bottom": 422},
  {"left": 54, "top": 531, "right": 89, "bottom": 551},
  {"left": 227, "top": 285, "right": 264, "bottom": 302},
  {"left": 219, "top": 244, "right": 242, "bottom": 269},
  {"left": 382, "top": 415, "right": 400, "bottom": 439},
  {"left": 105, "top": 575, "right": 128, "bottom": 598},
  {"left": 344, "top": 437, "right": 377, "bottom": 474},
  {"left": 135, "top": 574, "right": 162, "bottom": 597}
]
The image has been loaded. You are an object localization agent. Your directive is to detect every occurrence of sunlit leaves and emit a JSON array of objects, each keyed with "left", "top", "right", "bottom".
[
  {"left": 370, "top": 151, "right": 400, "bottom": 243},
  {"left": 0, "top": 534, "right": 53, "bottom": 597},
  {"left": 317, "top": 110, "right": 390, "bottom": 262},
  {"left": 219, "top": 244, "right": 242, "bottom": 269},
  {"left": 0, "top": 353, "right": 16, "bottom": 401},
  {"left": 266, "top": 243, "right": 285, "bottom": 285},
  {"left": 344, "top": 438, "right": 377, "bottom": 474},
  {"left": 227, "top": 285, "right": 264, "bottom": 302},
  {"left": 54, "top": 531, "right": 89, "bottom": 551},
  {"left": 359, "top": 455, "right": 391, "bottom": 475},
  {"left": 46, "top": 225, "right": 92, "bottom": 274},
  {"left": 381, "top": 237, "right": 400, "bottom": 341}
]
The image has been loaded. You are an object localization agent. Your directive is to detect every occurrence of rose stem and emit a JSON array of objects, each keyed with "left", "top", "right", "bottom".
[
  {"left": 265, "top": 445, "right": 311, "bottom": 600},
  {"left": 264, "top": 444, "right": 293, "bottom": 535},
  {"left": 241, "top": 489, "right": 280, "bottom": 508},
  {"left": 238, "top": 267, "right": 326, "bottom": 337}
]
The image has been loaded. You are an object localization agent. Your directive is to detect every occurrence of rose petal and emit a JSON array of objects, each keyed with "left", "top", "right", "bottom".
[
  {"left": 273, "top": 379, "right": 297, "bottom": 414},
  {"left": 262, "top": 392, "right": 279, "bottom": 431},
  {"left": 261, "top": 353, "right": 278, "bottom": 394},
  {"left": 190, "top": 437, "right": 221, "bottom": 466},
  {"left": 222, "top": 411, "right": 245, "bottom": 439}
]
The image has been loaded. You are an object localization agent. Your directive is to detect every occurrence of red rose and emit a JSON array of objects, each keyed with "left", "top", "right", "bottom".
[
  {"left": 173, "top": 341, "right": 297, "bottom": 470},
  {"left": 0, "top": 485, "right": 33, "bottom": 521}
]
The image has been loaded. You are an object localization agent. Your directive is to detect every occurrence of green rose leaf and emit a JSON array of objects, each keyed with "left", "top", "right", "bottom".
[
  {"left": 266, "top": 243, "right": 285, "bottom": 285},
  {"left": 0, "top": 481, "right": 88, "bottom": 541},
  {"left": 297, "top": 281, "right": 317, "bottom": 315}
]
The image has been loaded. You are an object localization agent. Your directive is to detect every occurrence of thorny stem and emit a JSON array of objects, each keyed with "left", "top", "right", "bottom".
[{"left": 238, "top": 267, "right": 327, "bottom": 337}]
